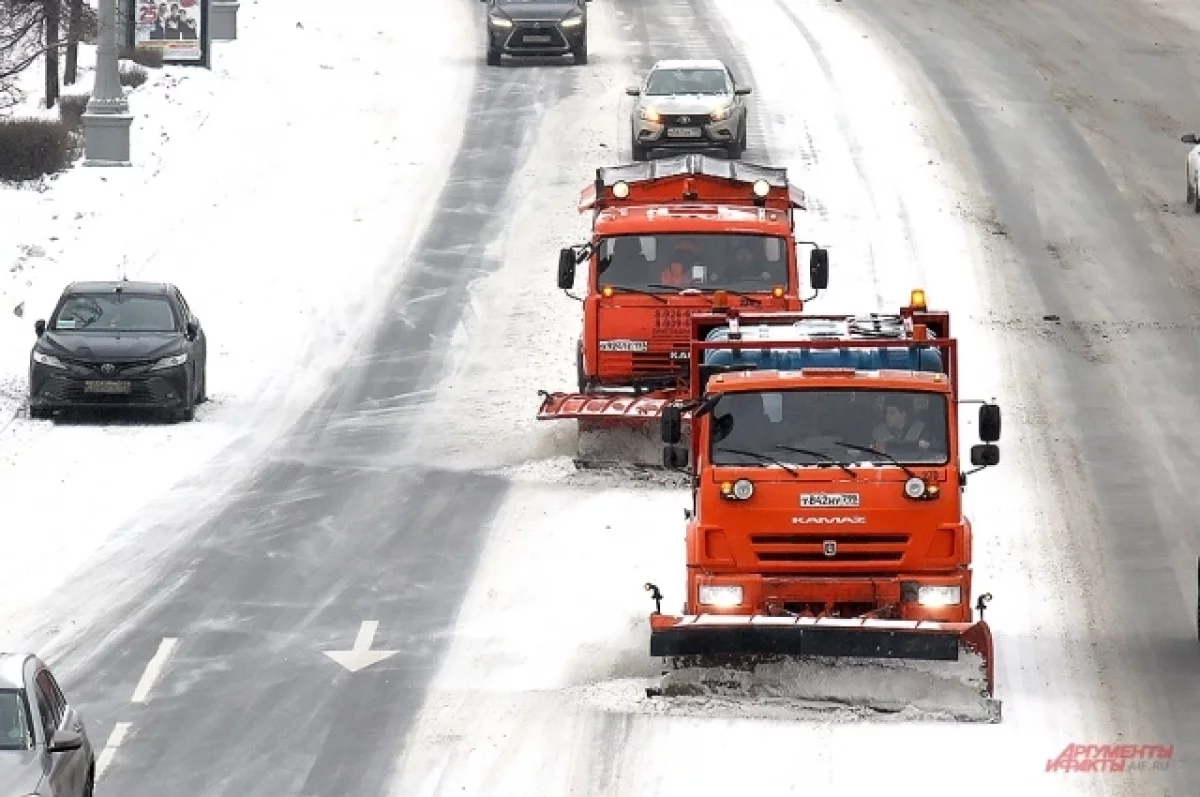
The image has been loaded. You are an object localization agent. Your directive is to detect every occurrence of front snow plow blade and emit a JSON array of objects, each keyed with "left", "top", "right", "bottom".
[
  {"left": 537, "top": 392, "right": 686, "bottom": 470},
  {"left": 647, "top": 614, "right": 1000, "bottom": 723}
]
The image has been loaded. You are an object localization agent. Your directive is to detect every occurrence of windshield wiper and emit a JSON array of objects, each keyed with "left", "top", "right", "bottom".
[
  {"left": 601, "top": 285, "right": 668, "bottom": 304},
  {"left": 645, "top": 284, "right": 762, "bottom": 305},
  {"left": 836, "top": 441, "right": 921, "bottom": 479},
  {"left": 774, "top": 445, "right": 858, "bottom": 479},
  {"left": 715, "top": 447, "right": 797, "bottom": 476}
]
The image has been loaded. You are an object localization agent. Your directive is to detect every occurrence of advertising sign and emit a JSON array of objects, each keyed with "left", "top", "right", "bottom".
[{"left": 130, "top": 0, "right": 209, "bottom": 65}]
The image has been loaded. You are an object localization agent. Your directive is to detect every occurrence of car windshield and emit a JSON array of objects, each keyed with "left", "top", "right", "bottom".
[
  {"left": 645, "top": 68, "right": 728, "bottom": 96},
  {"left": 596, "top": 234, "right": 789, "bottom": 292},
  {"left": 0, "top": 689, "right": 31, "bottom": 751},
  {"left": 709, "top": 389, "right": 951, "bottom": 466},
  {"left": 52, "top": 293, "right": 178, "bottom": 333}
]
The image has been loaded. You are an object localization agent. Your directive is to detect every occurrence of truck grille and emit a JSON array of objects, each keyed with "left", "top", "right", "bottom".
[
  {"left": 750, "top": 532, "right": 910, "bottom": 566},
  {"left": 598, "top": 328, "right": 691, "bottom": 380}
]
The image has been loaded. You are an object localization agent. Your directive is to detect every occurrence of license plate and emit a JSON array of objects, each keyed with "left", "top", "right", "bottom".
[
  {"left": 523, "top": 34, "right": 552, "bottom": 43},
  {"left": 667, "top": 127, "right": 702, "bottom": 138},
  {"left": 84, "top": 380, "right": 131, "bottom": 394}
]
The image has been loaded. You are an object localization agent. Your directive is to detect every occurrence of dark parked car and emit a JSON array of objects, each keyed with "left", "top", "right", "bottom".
[
  {"left": 482, "top": 0, "right": 590, "bottom": 66},
  {"left": 28, "top": 280, "right": 208, "bottom": 422},
  {"left": 0, "top": 652, "right": 95, "bottom": 797}
]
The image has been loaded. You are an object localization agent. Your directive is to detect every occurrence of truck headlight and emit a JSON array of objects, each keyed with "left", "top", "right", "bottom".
[
  {"left": 149, "top": 353, "right": 188, "bottom": 371},
  {"left": 32, "top": 351, "right": 66, "bottom": 369},
  {"left": 917, "top": 585, "right": 961, "bottom": 607},
  {"left": 698, "top": 585, "right": 743, "bottom": 608}
]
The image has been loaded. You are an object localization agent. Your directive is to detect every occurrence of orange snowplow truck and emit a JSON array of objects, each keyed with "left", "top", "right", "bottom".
[
  {"left": 645, "top": 291, "right": 1003, "bottom": 719},
  {"left": 538, "top": 154, "right": 829, "bottom": 465}
]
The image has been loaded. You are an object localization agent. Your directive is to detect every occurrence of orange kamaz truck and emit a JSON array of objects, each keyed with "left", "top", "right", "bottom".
[
  {"left": 645, "top": 291, "right": 1003, "bottom": 721},
  {"left": 538, "top": 153, "right": 829, "bottom": 468}
]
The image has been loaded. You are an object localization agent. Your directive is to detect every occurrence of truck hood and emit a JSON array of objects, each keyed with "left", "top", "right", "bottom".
[{"left": 699, "top": 469, "right": 964, "bottom": 574}]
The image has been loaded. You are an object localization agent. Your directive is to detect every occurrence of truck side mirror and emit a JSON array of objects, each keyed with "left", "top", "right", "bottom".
[
  {"left": 809, "top": 247, "right": 829, "bottom": 290},
  {"left": 661, "top": 406, "right": 682, "bottom": 444},
  {"left": 970, "top": 444, "right": 1000, "bottom": 468},
  {"left": 557, "top": 249, "right": 576, "bottom": 290},
  {"left": 34, "top": 319, "right": 45, "bottom": 337},
  {"left": 663, "top": 444, "right": 689, "bottom": 469},
  {"left": 978, "top": 403, "right": 1001, "bottom": 442}
]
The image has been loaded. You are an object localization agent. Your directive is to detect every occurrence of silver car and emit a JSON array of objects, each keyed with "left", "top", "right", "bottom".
[
  {"left": 0, "top": 653, "right": 94, "bottom": 797},
  {"left": 626, "top": 59, "right": 752, "bottom": 161}
]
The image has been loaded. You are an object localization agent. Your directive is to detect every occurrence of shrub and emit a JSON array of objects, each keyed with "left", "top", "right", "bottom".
[
  {"left": 118, "top": 46, "right": 165, "bottom": 69},
  {"left": 0, "top": 119, "right": 76, "bottom": 182},
  {"left": 119, "top": 65, "right": 149, "bottom": 88},
  {"left": 57, "top": 93, "right": 91, "bottom": 130}
]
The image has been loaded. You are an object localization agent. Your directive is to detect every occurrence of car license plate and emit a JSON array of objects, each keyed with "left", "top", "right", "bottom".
[
  {"left": 84, "top": 380, "right": 131, "bottom": 394},
  {"left": 667, "top": 127, "right": 702, "bottom": 138},
  {"left": 524, "top": 34, "right": 552, "bottom": 43}
]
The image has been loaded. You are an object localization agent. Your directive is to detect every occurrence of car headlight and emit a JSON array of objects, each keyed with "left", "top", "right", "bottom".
[
  {"left": 917, "top": 585, "right": 961, "bottom": 607},
  {"left": 698, "top": 584, "right": 743, "bottom": 608},
  {"left": 638, "top": 107, "right": 660, "bottom": 122},
  {"left": 149, "top": 353, "right": 188, "bottom": 371},
  {"left": 560, "top": 14, "right": 583, "bottom": 27},
  {"left": 488, "top": 14, "right": 512, "bottom": 27},
  {"left": 31, "top": 351, "right": 66, "bottom": 369},
  {"left": 710, "top": 105, "right": 732, "bottom": 121}
]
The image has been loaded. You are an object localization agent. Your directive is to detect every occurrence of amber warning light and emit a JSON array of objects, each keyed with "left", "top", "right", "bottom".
[{"left": 910, "top": 288, "right": 927, "bottom": 310}]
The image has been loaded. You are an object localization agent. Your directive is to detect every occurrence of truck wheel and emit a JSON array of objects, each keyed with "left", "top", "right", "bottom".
[
  {"left": 487, "top": 47, "right": 501, "bottom": 67},
  {"left": 576, "top": 344, "right": 588, "bottom": 392}
]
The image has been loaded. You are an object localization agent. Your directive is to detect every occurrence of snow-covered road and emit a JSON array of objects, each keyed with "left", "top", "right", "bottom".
[{"left": 2, "top": 0, "right": 1194, "bottom": 793}]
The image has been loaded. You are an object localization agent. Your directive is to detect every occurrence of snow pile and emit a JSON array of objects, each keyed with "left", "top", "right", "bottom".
[{"left": 0, "top": 0, "right": 475, "bottom": 649}]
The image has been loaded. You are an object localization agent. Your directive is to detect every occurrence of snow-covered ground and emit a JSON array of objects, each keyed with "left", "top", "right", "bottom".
[
  {"left": 390, "top": 1, "right": 1137, "bottom": 795},
  {"left": 0, "top": 0, "right": 474, "bottom": 647}
]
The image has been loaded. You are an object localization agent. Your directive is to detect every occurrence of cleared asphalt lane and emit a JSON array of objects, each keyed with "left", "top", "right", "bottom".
[
  {"left": 842, "top": 0, "right": 1200, "bottom": 789},
  {"left": 40, "top": 21, "right": 581, "bottom": 796}
]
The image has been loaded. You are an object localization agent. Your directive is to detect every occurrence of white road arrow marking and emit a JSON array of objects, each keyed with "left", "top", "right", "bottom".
[{"left": 322, "top": 621, "right": 398, "bottom": 673}]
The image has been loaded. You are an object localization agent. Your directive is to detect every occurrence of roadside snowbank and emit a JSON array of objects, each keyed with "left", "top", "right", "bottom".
[{"left": 0, "top": 0, "right": 475, "bottom": 648}]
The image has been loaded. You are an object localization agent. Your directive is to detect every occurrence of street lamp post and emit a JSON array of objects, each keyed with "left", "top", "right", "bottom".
[{"left": 82, "top": 0, "right": 132, "bottom": 165}]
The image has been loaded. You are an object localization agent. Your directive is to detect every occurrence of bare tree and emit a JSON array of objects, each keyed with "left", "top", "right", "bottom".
[
  {"left": 62, "top": 0, "right": 81, "bottom": 84},
  {"left": 0, "top": 0, "right": 46, "bottom": 110}
]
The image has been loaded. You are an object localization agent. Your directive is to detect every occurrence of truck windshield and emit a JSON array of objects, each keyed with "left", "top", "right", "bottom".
[
  {"left": 596, "top": 234, "right": 789, "bottom": 293},
  {"left": 709, "top": 389, "right": 951, "bottom": 466}
]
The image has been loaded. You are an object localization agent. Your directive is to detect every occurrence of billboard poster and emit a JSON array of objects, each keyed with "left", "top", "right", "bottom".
[{"left": 131, "top": 0, "right": 206, "bottom": 64}]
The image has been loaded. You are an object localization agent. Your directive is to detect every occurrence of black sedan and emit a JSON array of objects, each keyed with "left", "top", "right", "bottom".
[{"left": 28, "top": 280, "right": 209, "bottom": 422}]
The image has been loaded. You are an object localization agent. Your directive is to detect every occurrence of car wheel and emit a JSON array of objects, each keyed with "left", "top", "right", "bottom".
[
  {"left": 486, "top": 47, "right": 501, "bottom": 67},
  {"left": 632, "top": 137, "right": 648, "bottom": 162},
  {"left": 84, "top": 764, "right": 95, "bottom": 797},
  {"left": 1194, "top": 190, "right": 1200, "bottom": 215},
  {"left": 573, "top": 41, "right": 588, "bottom": 65},
  {"left": 1188, "top": 177, "right": 1195, "bottom": 205},
  {"left": 197, "top": 366, "right": 208, "bottom": 404},
  {"left": 28, "top": 405, "right": 52, "bottom": 420}
]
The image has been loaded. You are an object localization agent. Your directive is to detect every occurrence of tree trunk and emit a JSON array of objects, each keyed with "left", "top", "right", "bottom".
[
  {"left": 44, "top": 0, "right": 60, "bottom": 108},
  {"left": 64, "top": 0, "right": 83, "bottom": 85}
]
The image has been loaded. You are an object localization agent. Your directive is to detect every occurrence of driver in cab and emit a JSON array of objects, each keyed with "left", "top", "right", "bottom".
[
  {"left": 660, "top": 238, "right": 703, "bottom": 287},
  {"left": 872, "top": 395, "right": 932, "bottom": 452}
]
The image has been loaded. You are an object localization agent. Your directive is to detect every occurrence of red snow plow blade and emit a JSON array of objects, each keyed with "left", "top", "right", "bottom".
[
  {"left": 647, "top": 613, "right": 1000, "bottom": 722},
  {"left": 537, "top": 392, "right": 689, "bottom": 470},
  {"left": 537, "top": 392, "right": 675, "bottom": 427}
]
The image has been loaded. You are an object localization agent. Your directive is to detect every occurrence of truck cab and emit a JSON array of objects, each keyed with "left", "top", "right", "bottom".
[{"left": 553, "top": 154, "right": 829, "bottom": 398}]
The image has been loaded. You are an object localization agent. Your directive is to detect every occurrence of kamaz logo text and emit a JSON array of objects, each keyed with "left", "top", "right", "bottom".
[{"left": 791, "top": 516, "right": 867, "bottom": 525}]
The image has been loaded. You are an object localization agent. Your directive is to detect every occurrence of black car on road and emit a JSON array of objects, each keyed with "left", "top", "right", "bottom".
[
  {"left": 28, "top": 280, "right": 209, "bottom": 422},
  {"left": 482, "top": 0, "right": 590, "bottom": 66}
]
